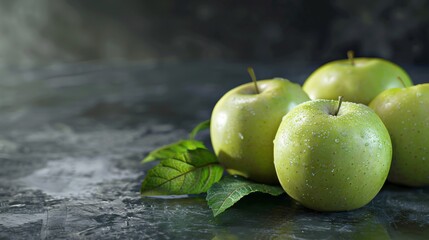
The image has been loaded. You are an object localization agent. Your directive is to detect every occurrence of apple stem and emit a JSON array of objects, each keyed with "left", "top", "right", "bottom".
[
  {"left": 397, "top": 76, "right": 406, "bottom": 87},
  {"left": 334, "top": 96, "right": 343, "bottom": 116},
  {"left": 247, "top": 67, "right": 260, "bottom": 94},
  {"left": 347, "top": 50, "right": 355, "bottom": 66}
]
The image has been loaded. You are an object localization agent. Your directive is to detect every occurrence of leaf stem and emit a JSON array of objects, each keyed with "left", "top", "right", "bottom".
[{"left": 189, "top": 120, "right": 210, "bottom": 140}]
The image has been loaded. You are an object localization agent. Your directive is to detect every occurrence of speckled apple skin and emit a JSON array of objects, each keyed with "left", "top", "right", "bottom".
[
  {"left": 303, "top": 58, "right": 413, "bottom": 105},
  {"left": 210, "top": 79, "right": 309, "bottom": 184},
  {"left": 369, "top": 84, "right": 429, "bottom": 187},
  {"left": 274, "top": 100, "right": 392, "bottom": 211}
]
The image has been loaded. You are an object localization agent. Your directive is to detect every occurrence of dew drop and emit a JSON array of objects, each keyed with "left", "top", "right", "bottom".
[
  {"left": 334, "top": 139, "right": 339, "bottom": 143},
  {"left": 238, "top": 133, "right": 244, "bottom": 140}
]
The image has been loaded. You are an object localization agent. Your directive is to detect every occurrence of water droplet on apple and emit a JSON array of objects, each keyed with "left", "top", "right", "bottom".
[
  {"left": 334, "top": 139, "right": 339, "bottom": 143},
  {"left": 331, "top": 169, "right": 335, "bottom": 173},
  {"left": 385, "top": 102, "right": 392, "bottom": 108},
  {"left": 238, "top": 132, "right": 244, "bottom": 140},
  {"left": 417, "top": 92, "right": 422, "bottom": 97}
]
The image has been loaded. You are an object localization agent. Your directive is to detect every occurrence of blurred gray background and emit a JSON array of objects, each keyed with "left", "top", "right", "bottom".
[{"left": 0, "top": 0, "right": 428, "bottom": 66}]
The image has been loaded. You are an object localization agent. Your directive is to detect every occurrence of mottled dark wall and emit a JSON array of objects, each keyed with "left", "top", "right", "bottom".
[{"left": 0, "top": 0, "right": 428, "bottom": 66}]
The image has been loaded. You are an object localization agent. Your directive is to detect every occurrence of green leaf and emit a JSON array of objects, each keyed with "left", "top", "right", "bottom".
[
  {"left": 206, "top": 175, "right": 284, "bottom": 217},
  {"left": 189, "top": 120, "right": 210, "bottom": 140},
  {"left": 141, "top": 148, "right": 224, "bottom": 196},
  {"left": 142, "top": 140, "right": 206, "bottom": 164}
]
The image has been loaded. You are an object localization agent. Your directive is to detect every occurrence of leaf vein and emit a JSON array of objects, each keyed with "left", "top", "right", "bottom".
[{"left": 145, "top": 162, "right": 221, "bottom": 192}]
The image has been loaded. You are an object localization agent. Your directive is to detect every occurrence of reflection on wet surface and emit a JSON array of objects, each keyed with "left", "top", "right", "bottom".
[{"left": 0, "top": 62, "right": 428, "bottom": 239}]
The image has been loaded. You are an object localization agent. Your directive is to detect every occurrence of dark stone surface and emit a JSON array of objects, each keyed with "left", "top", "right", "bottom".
[{"left": 0, "top": 61, "right": 428, "bottom": 239}]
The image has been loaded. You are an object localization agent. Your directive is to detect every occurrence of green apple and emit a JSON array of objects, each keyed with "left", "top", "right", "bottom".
[
  {"left": 274, "top": 98, "right": 392, "bottom": 211},
  {"left": 369, "top": 84, "right": 429, "bottom": 187},
  {"left": 210, "top": 77, "right": 309, "bottom": 184},
  {"left": 303, "top": 52, "right": 413, "bottom": 105}
]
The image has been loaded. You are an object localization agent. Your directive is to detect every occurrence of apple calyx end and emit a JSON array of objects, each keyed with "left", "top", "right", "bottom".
[{"left": 247, "top": 67, "right": 260, "bottom": 94}]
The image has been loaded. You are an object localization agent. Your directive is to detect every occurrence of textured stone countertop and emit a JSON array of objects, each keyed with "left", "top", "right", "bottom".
[{"left": 0, "top": 61, "right": 428, "bottom": 239}]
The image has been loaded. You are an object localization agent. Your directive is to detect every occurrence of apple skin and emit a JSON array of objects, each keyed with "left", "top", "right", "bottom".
[
  {"left": 369, "top": 84, "right": 429, "bottom": 187},
  {"left": 303, "top": 58, "right": 413, "bottom": 105},
  {"left": 210, "top": 78, "right": 309, "bottom": 184},
  {"left": 274, "top": 99, "right": 392, "bottom": 211}
]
